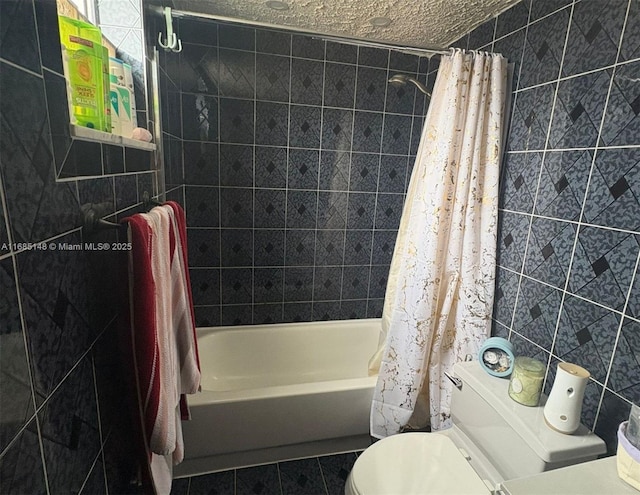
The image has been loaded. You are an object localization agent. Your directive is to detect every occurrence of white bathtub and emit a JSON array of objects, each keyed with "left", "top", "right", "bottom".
[{"left": 174, "top": 318, "right": 381, "bottom": 478}]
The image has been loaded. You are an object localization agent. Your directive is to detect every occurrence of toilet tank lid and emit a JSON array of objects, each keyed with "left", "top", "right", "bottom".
[{"left": 453, "top": 361, "right": 606, "bottom": 463}]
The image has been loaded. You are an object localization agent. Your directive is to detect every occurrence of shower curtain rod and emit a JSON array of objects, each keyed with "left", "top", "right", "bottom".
[{"left": 150, "top": 5, "right": 450, "bottom": 58}]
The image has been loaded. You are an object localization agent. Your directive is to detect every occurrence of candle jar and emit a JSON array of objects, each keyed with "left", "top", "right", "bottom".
[
  {"left": 627, "top": 403, "right": 640, "bottom": 450},
  {"left": 508, "top": 356, "right": 545, "bottom": 406}
]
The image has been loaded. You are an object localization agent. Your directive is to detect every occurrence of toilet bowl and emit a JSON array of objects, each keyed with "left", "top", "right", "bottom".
[
  {"left": 346, "top": 361, "right": 607, "bottom": 495},
  {"left": 345, "top": 432, "right": 492, "bottom": 495}
]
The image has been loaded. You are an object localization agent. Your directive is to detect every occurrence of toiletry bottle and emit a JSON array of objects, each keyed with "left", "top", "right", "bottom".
[
  {"left": 58, "top": 16, "right": 105, "bottom": 130},
  {"left": 123, "top": 63, "right": 139, "bottom": 128}
]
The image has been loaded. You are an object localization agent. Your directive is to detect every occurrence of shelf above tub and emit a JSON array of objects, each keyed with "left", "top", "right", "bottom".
[{"left": 70, "top": 125, "right": 156, "bottom": 151}]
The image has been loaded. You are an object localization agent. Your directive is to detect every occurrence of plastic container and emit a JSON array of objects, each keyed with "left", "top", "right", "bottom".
[
  {"left": 478, "top": 336, "right": 515, "bottom": 377},
  {"left": 58, "top": 15, "right": 106, "bottom": 130},
  {"left": 109, "top": 57, "right": 133, "bottom": 137},
  {"left": 508, "top": 356, "right": 545, "bottom": 406},
  {"left": 617, "top": 421, "right": 640, "bottom": 490}
]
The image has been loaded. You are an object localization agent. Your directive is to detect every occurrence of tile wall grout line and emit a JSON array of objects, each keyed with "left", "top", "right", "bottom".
[
  {"left": 586, "top": 0, "right": 636, "bottom": 429},
  {"left": 251, "top": 34, "right": 258, "bottom": 324},
  {"left": 216, "top": 25, "right": 224, "bottom": 326},
  {"left": 499, "top": 262, "right": 640, "bottom": 326},
  {"left": 504, "top": 0, "right": 575, "bottom": 383}
]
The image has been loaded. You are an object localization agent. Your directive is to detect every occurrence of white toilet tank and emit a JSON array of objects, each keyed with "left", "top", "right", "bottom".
[{"left": 451, "top": 361, "right": 606, "bottom": 481}]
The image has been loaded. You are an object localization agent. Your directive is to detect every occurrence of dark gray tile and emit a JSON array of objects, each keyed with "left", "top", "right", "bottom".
[
  {"left": 512, "top": 277, "right": 562, "bottom": 350},
  {"left": 255, "top": 189, "right": 286, "bottom": 229},
  {"left": 317, "top": 191, "right": 347, "bottom": 231},
  {"left": 496, "top": 210, "right": 530, "bottom": 272},
  {"left": 495, "top": 0, "right": 530, "bottom": 39},
  {"left": 315, "top": 229, "right": 345, "bottom": 266},
  {"left": 291, "top": 58, "right": 324, "bottom": 105},
  {"left": 188, "top": 228, "right": 220, "bottom": 268},
  {"left": 375, "top": 193, "right": 404, "bottom": 230},
  {"left": 524, "top": 217, "right": 576, "bottom": 290},
  {"left": 382, "top": 114, "right": 412, "bottom": 155},
  {"left": 324, "top": 62, "right": 356, "bottom": 109},
  {"left": 286, "top": 229, "right": 315, "bottom": 266},
  {"left": 358, "top": 46, "right": 389, "bottom": 69},
  {"left": 319, "top": 453, "right": 357, "bottom": 495},
  {"left": 568, "top": 226, "right": 640, "bottom": 311},
  {"left": 553, "top": 294, "right": 621, "bottom": 383},
  {"left": 352, "top": 112, "right": 383, "bottom": 153},
  {"left": 319, "top": 150, "right": 350, "bottom": 191},
  {"left": 292, "top": 34, "right": 325, "bottom": 60},
  {"left": 601, "top": 61, "right": 640, "bottom": 147},
  {"left": 220, "top": 187, "right": 253, "bottom": 228},
  {"left": 314, "top": 301, "right": 342, "bottom": 321},
  {"left": 284, "top": 267, "right": 314, "bottom": 302},
  {"left": 535, "top": 150, "right": 592, "bottom": 221},
  {"left": 0, "top": 0, "right": 40, "bottom": 73},
  {"left": 182, "top": 93, "right": 219, "bottom": 142},
  {"left": 385, "top": 79, "right": 417, "bottom": 115},
  {"left": 290, "top": 105, "right": 322, "bottom": 149},
  {"left": 341, "top": 299, "right": 369, "bottom": 319},
  {"left": 314, "top": 266, "right": 343, "bottom": 301},
  {"left": 189, "top": 469, "right": 234, "bottom": 494},
  {"left": 529, "top": 0, "right": 571, "bottom": 22},
  {"left": 288, "top": 149, "right": 320, "bottom": 190},
  {"left": 355, "top": 67, "right": 387, "bottom": 112},
  {"left": 254, "top": 229, "right": 285, "bottom": 267},
  {"left": 237, "top": 463, "right": 281, "bottom": 495},
  {"left": 286, "top": 190, "right": 317, "bottom": 228},
  {"left": 368, "top": 265, "right": 390, "bottom": 299},
  {"left": 493, "top": 266, "right": 518, "bottom": 326},
  {"left": 0, "top": 259, "right": 33, "bottom": 453},
  {"left": 189, "top": 268, "right": 221, "bottom": 306},
  {"left": 583, "top": 147, "right": 640, "bottom": 232},
  {"left": 608, "top": 318, "right": 640, "bottom": 398},
  {"left": 185, "top": 186, "right": 219, "bottom": 227},
  {"left": 549, "top": 69, "right": 612, "bottom": 149},
  {"left": 342, "top": 265, "right": 370, "bottom": 300},
  {"left": 256, "top": 53, "right": 290, "bottom": 102},
  {"left": 219, "top": 143, "right": 254, "bottom": 187},
  {"left": 219, "top": 23, "right": 255, "bottom": 51},
  {"left": 595, "top": 390, "right": 632, "bottom": 455},
  {"left": 253, "top": 268, "right": 284, "bottom": 304},
  {"left": 349, "top": 153, "right": 379, "bottom": 192},
  {"left": 562, "top": 0, "right": 627, "bottom": 77},
  {"left": 221, "top": 267, "right": 252, "bottom": 304},
  {"left": 326, "top": 41, "right": 357, "bottom": 64},
  {"left": 371, "top": 230, "right": 397, "bottom": 266},
  {"left": 38, "top": 357, "right": 101, "bottom": 494},
  {"left": 499, "top": 152, "right": 540, "bottom": 214},
  {"left": 0, "top": 418, "right": 46, "bottom": 494},
  {"left": 344, "top": 230, "right": 372, "bottom": 265},
  {"left": 184, "top": 142, "right": 219, "bottom": 186},
  {"left": 283, "top": 301, "right": 313, "bottom": 322},
  {"left": 378, "top": 155, "right": 408, "bottom": 193},
  {"left": 468, "top": 18, "right": 496, "bottom": 49},
  {"left": 180, "top": 43, "right": 218, "bottom": 95},
  {"left": 253, "top": 303, "right": 284, "bottom": 324},
  {"left": 620, "top": 0, "right": 640, "bottom": 62},
  {"left": 279, "top": 458, "right": 327, "bottom": 495},
  {"left": 194, "top": 305, "right": 221, "bottom": 327},
  {"left": 347, "top": 192, "right": 376, "bottom": 229},
  {"left": 508, "top": 83, "right": 555, "bottom": 151},
  {"left": 322, "top": 108, "right": 354, "bottom": 151},
  {"left": 219, "top": 98, "right": 254, "bottom": 144},
  {"left": 221, "top": 229, "right": 253, "bottom": 267},
  {"left": 257, "top": 29, "right": 291, "bottom": 56},
  {"left": 255, "top": 101, "right": 288, "bottom": 146},
  {"left": 255, "top": 146, "right": 287, "bottom": 188}
]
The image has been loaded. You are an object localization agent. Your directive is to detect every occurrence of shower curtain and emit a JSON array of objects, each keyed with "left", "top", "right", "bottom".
[{"left": 369, "top": 49, "right": 508, "bottom": 438}]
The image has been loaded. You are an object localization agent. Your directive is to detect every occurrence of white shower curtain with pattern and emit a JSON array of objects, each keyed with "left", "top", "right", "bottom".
[{"left": 369, "top": 49, "right": 508, "bottom": 438}]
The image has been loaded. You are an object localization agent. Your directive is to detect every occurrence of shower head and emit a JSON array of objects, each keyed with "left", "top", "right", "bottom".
[{"left": 388, "top": 73, "right": 431, "bottom": 96}]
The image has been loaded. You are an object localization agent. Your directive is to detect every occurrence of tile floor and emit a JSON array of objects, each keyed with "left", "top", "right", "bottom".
[{"left": 170, "top": 452, "right": 360, "bottom": 495}]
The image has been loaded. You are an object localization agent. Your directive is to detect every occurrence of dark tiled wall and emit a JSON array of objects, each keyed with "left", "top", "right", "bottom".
[
  {"left": 0, "top": 0, "right": 161, "bottom": 492},
  {"left": 158, "top": 19, "right": 437, "bottom": 326},
  {"left": 454, "top": 0, "right": 640, "bottom": 454}
]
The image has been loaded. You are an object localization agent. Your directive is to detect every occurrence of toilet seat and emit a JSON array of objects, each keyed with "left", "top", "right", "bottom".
[{"left": 346, "top": 432, "right": 492, "bottom": 495}]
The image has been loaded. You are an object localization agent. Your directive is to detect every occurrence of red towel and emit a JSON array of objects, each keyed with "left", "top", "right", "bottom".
[{"left": 122, "top": 202, "right": 201, "bottom": 495}]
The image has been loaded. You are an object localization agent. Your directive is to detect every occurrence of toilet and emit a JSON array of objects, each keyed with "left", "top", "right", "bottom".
[{"left": 346, "top": 360, "right": 607, "bottom": 494}]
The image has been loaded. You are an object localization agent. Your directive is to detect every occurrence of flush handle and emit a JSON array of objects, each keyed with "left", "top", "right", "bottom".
[{"left": 444, "top": 372, "right": 462, "bottom": 390}]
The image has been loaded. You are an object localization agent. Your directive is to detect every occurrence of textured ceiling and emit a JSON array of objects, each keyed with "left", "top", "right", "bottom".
[{"left": 170, "top": 0, "right": 520, "bottom": 50}]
